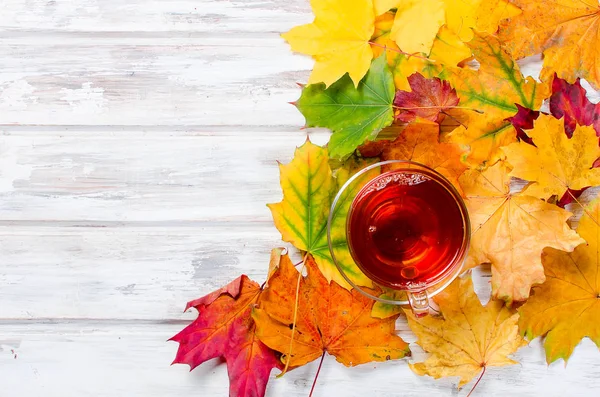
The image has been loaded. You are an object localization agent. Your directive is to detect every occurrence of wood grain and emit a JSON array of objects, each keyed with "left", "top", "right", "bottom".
[
  {"left": 0, "top": 36, "right": 311, "bottom": 126},
  {"left": 1, "top": 0, "right": 600, "bottom": 396},
  {"left": 1, "top": 0, "right": 312, "bottom": 33}
]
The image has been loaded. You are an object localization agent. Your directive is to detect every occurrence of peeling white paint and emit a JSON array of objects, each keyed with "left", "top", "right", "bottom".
[
  {"left": 60, "top": 82, "right": 106, "bottom": 114},
  {"left": 0, "top": 144, "right": 33, "bottom": 192},
  {"left": 0, "top": 80, "right": 38, "bottom": 110}
]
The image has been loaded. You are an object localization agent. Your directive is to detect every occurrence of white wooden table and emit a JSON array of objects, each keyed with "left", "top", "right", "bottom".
[{"left": 1, "top": 1, "right": 599, "bottom": 396}]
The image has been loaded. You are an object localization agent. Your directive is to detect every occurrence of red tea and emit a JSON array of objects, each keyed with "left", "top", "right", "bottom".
[{"left": 347, "top": 169, "right": 466, "bottom": 290}]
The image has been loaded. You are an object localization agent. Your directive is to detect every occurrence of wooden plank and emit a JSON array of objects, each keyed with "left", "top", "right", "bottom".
[
  {"left": 1, "top": 0, "right": 312, "bottom": 34},
  {"left": 1, "top": 322, "right": 600, "bottom": 396},
  {"left": 0, "top": 36, "right": 312, "bottom": 126},
  {"left": 0, "top": 131, "right": 334, "bottom": 222},
  {"left": 0, "top": 225, "right": 283, "bottom": 320}
]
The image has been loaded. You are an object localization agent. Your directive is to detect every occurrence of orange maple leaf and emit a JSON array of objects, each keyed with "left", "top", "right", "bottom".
[
  {"left": 499, "top": 0, "right": 600, "bottom": 89},
  {"left": 459, "top": 161, "right": 584, "bottom": 302},
  {"left": 373, "top": 122, "right": 467, "bottom": 195},
  {"left": 252, "top": 254, "right": 409, "bottom": 368}
]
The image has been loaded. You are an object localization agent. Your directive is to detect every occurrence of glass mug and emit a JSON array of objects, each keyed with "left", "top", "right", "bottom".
[{"left": 327, "top": 160, "right": 470, "bottom": 317}]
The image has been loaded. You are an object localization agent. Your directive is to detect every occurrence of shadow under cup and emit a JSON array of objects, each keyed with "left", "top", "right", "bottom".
[{"left": 327, "top": 160, "right": 470, "bottom": 317}]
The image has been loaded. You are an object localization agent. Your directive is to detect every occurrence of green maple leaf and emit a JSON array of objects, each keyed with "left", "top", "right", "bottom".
[
  {"left": 296, "top": 54, "right": 395, "bottom": 159},
  {"left": 268, "top": 140, "right": 378, "bottom": 289}
]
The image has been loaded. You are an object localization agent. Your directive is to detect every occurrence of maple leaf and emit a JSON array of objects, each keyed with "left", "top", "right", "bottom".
[
  {"left": 296, "top": 54, "right": 395, "bottom": 160},
  {"left": 498, "top": 0, "right": 600, "bottom": 89},
  {"left": 373, "top": 0, "right": 401, "bottom": 15},
  {"left": 252, "top": 254, "right": 409, "bottom": 368},
  {"left": 170, "top": 255, "right": 283, "bottom": 397},
  {"left": 443, "top": 0, "right": 521, "bottom": 42},
  {"left": 393, "top": 73, "right": 460, "bottom": 123},
  {"left": 281, "top": 0, "right": 374, "bottom": 87},
  {"left": 371, "top": 14, "right": 468, "bottom": 91},
  {"left": 519, "top": 199, "right": 600, "bottom": 364},
  {"left": 382, "top": 0, "right": 519, "bottom": 55},
  {"left": 459, "top": 161, "right": 584, "bottom": 302},
  {"left": 446, "top": 32, "right": 547, "bottom": 167},
  {"left": 549, "top": 74, "right": 600, "bottom": 138},
  {"left": 268, "top": 140, "right": 378, "bottom": 289},
  {"left": 391, "top": 0, "right": 446, "bottom": 54},
  {"left": 407, "top": 274, "right": 526, "bottom": 387},
  {"left": 502, "top": 114, "right": 600, "bottom": 200},
  {"left": 505, "top": 104, "right": 538, "bottom": 145},
  {"left": 377, "top": 122, "right": 467, "bottom": 195}
]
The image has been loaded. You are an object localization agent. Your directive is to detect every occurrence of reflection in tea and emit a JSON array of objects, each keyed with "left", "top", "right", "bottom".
[{"left": 347, "top": 169, "right": 465, "bottom": 290}]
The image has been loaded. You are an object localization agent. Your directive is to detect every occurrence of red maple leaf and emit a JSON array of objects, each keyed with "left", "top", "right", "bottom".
[
  {"left": 505, "top": 104, "right": 539, "bottom": 145},
  {"left": 549, "top": 74, "right": 600, "bottom": 138},
  {"left": 170, "top": 276, "right": 281, "bottom": 397},
  {"left": 393, "top": 73, "right": 459, "bottom": 123}
]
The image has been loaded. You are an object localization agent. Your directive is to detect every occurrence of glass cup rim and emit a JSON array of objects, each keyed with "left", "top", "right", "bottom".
[{"left": 326, "top": 159, "right": 471, "bottom": 306}]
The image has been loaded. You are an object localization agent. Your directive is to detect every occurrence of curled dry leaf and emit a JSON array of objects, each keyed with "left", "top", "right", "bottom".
[
  {"left": 281, "top": 0, "right": 374, "bottom": 87},
  {"left": 268, "top": 140, "right": 379, "bottom": 289},
  {"left": 446, "top": 32, "right": 547, "bottom": 167},
  {"left": 170, "top": 249, "right": 286, "bottom": 397},
  {"left": 519, "top": 198, "right": 600, "bottom": 364},
  {"left": 253, "top": 254, "right": 410, "bottom": 368},
  {"left": 502, "top": 114, "right": 600, "bottom": 200},
  {"left": 460, "top": 160, "right": 584, "bottom": 302},
  {"left": 406, "top": 274, "right": 526, "bottom": 387},
  {"left": 499, "top": 0, "right": 600, "bottom": 89},
  {"left": 296, "top": 54, "right": 395, "bottom": 160},
  {"left": 393, "top": 73, "right": 460, "bottom": 123}
]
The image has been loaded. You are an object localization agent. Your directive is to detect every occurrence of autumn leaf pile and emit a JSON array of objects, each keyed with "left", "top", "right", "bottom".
[{"left": 171, "top": 0, "right": 600, "bottom": 396}]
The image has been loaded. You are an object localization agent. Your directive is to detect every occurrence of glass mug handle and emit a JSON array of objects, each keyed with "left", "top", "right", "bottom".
[{"left": 407, "top": 290, "right": 430, "bottom": 317}]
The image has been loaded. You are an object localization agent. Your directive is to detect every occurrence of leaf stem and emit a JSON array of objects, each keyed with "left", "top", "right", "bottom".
[
  {"left": 309, "top": 352, "right": 326, "bottom": 397},
  {"left": 466, "top": 366, "right": 486, "bottom": 397},
  {"left": 392, "top": 105, "right": 483, "bottom": 112},
  {"left": 280, "top": 253, "right": 308, "bottom": 377},
  {"left": 440, "top": 110, "right": 467, "bottom": 128},
  {"left": 368, "top": 41, "right": 433, "bottom": 62}
]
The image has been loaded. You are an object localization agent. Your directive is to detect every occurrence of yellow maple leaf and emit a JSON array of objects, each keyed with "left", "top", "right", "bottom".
[
  {"left": 502, "top": 115, "right": 600, "bottom": 200},
  {"left": 407, "top": 274, "right": 526, "bottom": 387},
  {"left": 391, "top": 0, "right": 446, "bottom": 54},
  {"left": 446, "top": 32, "right": 547, "bottom": 167},
  {"left": 371, "top": 14, "right": 468, "bottom": 91},
  {"left": 519, "top": 198, "right": 600, "bottom": 364},
  {"left": 429, "top": 25, "right": 473, "bottom": 67},
  {"left": 444, "top": 0, "right": 521, "bottom": 42},
  {"left": 499, "top": 0, "right": 600, "bottom": 89},
  {"left": 382, "top": 0, "right": 519, "bottom": 56},
  {"left": 282, "top": 0, "right": 375, "bottom": 87},
  {"left": 460, "top": 161, "right": 584, "bottom": 302},
  {"left": 373, "top": 0, "right": 401, "bottom": 15}
]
